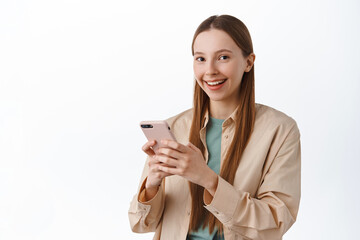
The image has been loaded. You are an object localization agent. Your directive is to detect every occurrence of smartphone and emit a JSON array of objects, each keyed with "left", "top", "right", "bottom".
[{"left": 140, "top": 120, "right": 176, "bottom": 153}]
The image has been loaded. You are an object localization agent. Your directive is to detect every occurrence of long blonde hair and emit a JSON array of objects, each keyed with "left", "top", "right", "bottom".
[{"left": 188, "top": 15, "right": 256, "bottom": 234}]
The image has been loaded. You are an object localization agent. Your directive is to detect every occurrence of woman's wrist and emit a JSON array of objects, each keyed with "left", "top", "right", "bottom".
[
  {"left": 145, "top": 178, "right": 161, "bottom": 190},
  {"left": 144, "top": 185, "right": 159, "bottom": 201},
  {"left": 203, "top": 170, "right": 218, "bottom": 196},
  {"left": 144, "top": 178, "right": 161, "bottom": 201}
]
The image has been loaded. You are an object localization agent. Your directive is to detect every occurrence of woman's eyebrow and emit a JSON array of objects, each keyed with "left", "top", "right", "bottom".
[{"left": 194, "top": 49, "right": 233, "bottom": 55}]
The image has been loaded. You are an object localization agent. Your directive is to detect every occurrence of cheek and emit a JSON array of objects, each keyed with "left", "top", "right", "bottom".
[
  {"left": 193, "top": 67, "right": 205, "bottom": 90},
  {"left": 195, "top": 79, "right": 203, "bottom": 89},
  {"left": 193, "top": 65, "right": 203, "bottom": 81},
  {"left": 225, "top": 63, "right": 244, "bottom": 80},
  {"left": 235, "top": 68, "right": 245, "bottom": 81}
]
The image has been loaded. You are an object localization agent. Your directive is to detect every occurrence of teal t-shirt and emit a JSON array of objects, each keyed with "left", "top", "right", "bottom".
[{"left": 187, "top": 117, "right": 225, "bottom": 240}]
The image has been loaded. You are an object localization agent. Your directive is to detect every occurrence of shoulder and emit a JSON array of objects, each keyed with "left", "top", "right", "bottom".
[
  {"left": 255, "top": 103, "right": 300, "bottom": 138},
  {"left": 164, "top": 108, "right": 193, "bottom": 143},
  {"left": 165, "top": 108, "right": 193, "bottom": 126}
]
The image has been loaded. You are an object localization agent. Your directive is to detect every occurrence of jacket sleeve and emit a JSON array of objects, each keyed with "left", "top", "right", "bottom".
[
  {"left": 203, "top": 124, "right": 301, "bottom": 240},
  {"left": 128, "top": 156, "right": 165, "bottom": 233}
]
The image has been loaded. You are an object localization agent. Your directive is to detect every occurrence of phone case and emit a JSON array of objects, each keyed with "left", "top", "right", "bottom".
[{"left": 140, "top": 120, "right": 176, "bottom": 153}]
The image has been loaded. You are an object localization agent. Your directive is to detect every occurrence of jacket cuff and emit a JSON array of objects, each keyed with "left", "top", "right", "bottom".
[
  {"left": 136, "top": 177, "right": 164, "bottom": 217},
  {"left": 203, "top": 176, "right": 240, "bottom": 224}
]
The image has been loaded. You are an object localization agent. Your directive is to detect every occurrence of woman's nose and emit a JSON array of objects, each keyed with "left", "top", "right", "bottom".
[{"left": 205, "top": 60, "right": 218, "bottom": 76}]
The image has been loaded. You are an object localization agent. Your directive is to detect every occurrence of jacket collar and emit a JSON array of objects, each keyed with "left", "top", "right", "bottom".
[{"left": 202, "top": 105, "right": 240, "bottom": 128}]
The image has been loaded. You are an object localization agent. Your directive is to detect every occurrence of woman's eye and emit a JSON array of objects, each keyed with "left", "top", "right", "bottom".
[
  {"left": 196, "top": 57, "right": 205, "bottom": 62},
  {"left": 219, "top": 55, "right": 229, "bottom": 60}
]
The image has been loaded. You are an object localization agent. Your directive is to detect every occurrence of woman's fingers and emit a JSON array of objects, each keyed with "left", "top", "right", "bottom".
[
  {"left": 142, "top": 140, "right": 156, "bottom": 157},
  {"left": 148, "top": 155, "right": 175, "bottom": 169},
  {"left": 157, "top": 141, "right": 200, "bottom": 161},
  {"left": 157, "top": 147, "right": 182, "bottom": 160},
  {"left": 161, "top": 140, "right": 188, "bottom": 153},
  {"left": 146, "top": 158, "right": 174, "bottom": 188},
  {"left": 143, "top": 140, "right": 182, "bottom": 189},
  {"left": 187, "top": 141, "right": 196, "bottom": 149},
  {"left": 155, "top": 155, "right": 178, "bottom": 168},
  {"left": 187, "top": 141, "right": 201, "bottom": 153},
  {"left": 145, "top": 140, "right": 207, "bottom": 185},
  {"left": 158, "top": 164, "right": 181, "bottom": 175}
]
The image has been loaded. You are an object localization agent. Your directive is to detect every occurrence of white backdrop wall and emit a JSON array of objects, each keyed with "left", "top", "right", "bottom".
[{"left": 1, "top": 0, "right": 359, "bottom": 239}]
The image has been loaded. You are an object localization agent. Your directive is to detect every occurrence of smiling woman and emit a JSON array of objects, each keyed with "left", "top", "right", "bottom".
[
  {"left": 193, "top": 29, "right": 255, "bottom": 119},
  {"left": 128, "top": 15, "right": 301, "bottom": 240}
]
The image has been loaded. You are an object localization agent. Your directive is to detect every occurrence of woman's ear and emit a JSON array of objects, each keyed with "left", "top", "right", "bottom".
[{"left": 245, "top": 53, "right": 256, "bottom": 72}]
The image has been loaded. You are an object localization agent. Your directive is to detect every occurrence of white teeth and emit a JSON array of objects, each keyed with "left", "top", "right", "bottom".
[{"left": 206, "top": 79, "right": 226, "bottom": 86}]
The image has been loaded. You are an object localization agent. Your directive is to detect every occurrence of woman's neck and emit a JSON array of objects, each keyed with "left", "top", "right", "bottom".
[{"left": 209, "top": 99, "right": 239, "bottom": 120}]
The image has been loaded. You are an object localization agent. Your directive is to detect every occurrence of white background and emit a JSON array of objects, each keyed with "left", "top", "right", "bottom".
[{"left": 1, "top": 0, "right": 359, "bottom": 239}]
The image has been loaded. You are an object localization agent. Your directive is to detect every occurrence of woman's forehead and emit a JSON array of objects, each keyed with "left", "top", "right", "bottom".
[{"left": 193, "top": 29, "right": 239, "bottom": 53}]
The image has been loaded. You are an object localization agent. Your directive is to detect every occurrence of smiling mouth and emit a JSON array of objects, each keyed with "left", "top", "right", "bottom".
[{"left": 205, "top": 79, "right": 227, "bottom": 86}]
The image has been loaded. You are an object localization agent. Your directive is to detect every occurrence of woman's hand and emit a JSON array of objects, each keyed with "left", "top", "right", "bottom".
[
  {"left": 142, "top": 140, "right": 173, "bottom": 190},
  {"left": 155, "top": 140, "right": 218, "bottom": 195}
]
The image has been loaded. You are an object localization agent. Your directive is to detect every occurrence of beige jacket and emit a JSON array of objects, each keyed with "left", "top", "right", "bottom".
[{"left": 128, "top": 103, "right": 301, "bottom": 240}]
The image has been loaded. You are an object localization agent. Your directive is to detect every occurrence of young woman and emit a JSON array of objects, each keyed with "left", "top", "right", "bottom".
[{"left": 128, "top": 15, "right": 301, "bottom": 240}]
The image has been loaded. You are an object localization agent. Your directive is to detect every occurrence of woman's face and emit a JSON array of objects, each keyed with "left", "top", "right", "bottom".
[{"left": 193, "top": 29, "right": 253, "bottom": 105}]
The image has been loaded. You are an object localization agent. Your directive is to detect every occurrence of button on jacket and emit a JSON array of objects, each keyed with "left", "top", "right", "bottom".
[{"left": 128, "top": 103, "right": 301, "bottom": 240}]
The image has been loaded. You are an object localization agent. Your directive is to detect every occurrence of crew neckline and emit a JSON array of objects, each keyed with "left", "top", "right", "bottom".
[{"left": 209, "top": 116, "right": 224, "bottom": 126}]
